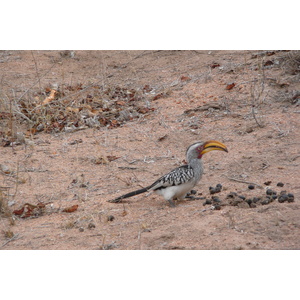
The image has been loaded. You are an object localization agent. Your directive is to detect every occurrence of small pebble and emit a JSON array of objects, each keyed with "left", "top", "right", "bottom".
[
  {"left": 209, "top": 188, "right": 216, "bottom": 194},
  {"left": 214, "top": 205, "right": 221, "bottom": 210},
  {"left": 287, "top": 193, "right": 294, "bottom": 203},
  {"left": 248, "top": 184, "right": 255, "bottom": 190},
  {"left": 212, "top": 196, "right": 221, "bottom": 203},
  {"left": 252, "top": 197, "right": 260, "bottom": 203},
  {"left": 107, "top": 215, "right": 115, "bottom": 222},
  {"left": 246, "top": 199, "right": 252, "bottom": 205},
  {"left": 261, "top": 199, "right": 270, "bottom": 205},
  {"left": 278, "top": 194, "right": 288, "bottom": 203},
  {"left": 214, "top": 186, "right": 222, "bottom": 193},
  {"left": 88, "top": 222, "right": 96, "bottom": 229},
  {"left": 79, "top": 227, "right": 84, "bottom": 232},
  {"left": 277, "top": 182, "right": 284, "bottom": 187},
  {"left": 203, "top": 200, "right": 212, "bottom": 206},
  {"left": 238, "top": 195, "right": 246, "bottom": 200},
  {"left": 227, "top": 192, "right": 237, "bottom": 198},
  {"left": 264, "top": 181, "right": 272, "bottom": 186},
  {"left": 266, "top": 189, "right": 273, "bottom": 195}
]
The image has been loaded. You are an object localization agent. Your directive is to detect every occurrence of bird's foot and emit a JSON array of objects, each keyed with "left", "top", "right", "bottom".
[
  {"left": 107, "top": 198, "right": 122, "bottom": 203},
  {"left": 168, "top": 199, "right": 176, "bottom": 207},
  {"left": 185, "top": 190, "right": 197, "bottom": 198},
  {"left": 185, "top": 194, "right": 206, "bottom": 201}
]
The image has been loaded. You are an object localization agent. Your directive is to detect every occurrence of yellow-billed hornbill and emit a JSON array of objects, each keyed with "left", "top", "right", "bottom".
[{"left": 108, "top": 140, "right": 228, "bottom": 207}]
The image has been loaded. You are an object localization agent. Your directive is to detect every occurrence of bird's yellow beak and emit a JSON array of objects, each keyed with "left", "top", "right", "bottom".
[{"left": 201, "top": 140, "right": 228, "bottom": 155}]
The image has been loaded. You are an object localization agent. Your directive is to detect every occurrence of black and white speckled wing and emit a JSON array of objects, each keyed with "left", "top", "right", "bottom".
[
  {"left": 148, "top": 165, "right": 195, "bottom": 191},
  {"left": 108, "top": 165, "right": 195, "bottom": 203}
]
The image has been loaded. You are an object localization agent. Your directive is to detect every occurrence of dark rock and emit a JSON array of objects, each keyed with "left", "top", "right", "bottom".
[
  {"left": 214, "top": 186, "right": 222, "bottom": 193},
  {"left": 227, "top": 192, "right": 237, "bottom": 198},
  {"left": 278, "top": 194, "right": 288, "bottom": 203},
  {"left": 209, "top": 188, "right": 216, "bottom": 194},
  {"left": 248, "top": 185, "right": 255, "bottom": 190},
  {"left": 212, "top": 196, "right": 221, "bottom": 203},
  {"left": 88, "top": 222, "right": 96, "bottom": 229},
  {"left": 287, "top": 193, "right": 295, "bottom": 203},
  {"left": 107, "top": 215, "right": 115, "bottom": 222},
  {"left": 277, "top": 182, "right": 284, "bottom": 187},
  {"left": 203, "top": 200, "right": 212, "bottom": 206}
]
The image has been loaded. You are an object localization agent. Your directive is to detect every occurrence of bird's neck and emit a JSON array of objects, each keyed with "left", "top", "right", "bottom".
[{"left": 189, "top": 158, "right": 203, "bottom": 182}]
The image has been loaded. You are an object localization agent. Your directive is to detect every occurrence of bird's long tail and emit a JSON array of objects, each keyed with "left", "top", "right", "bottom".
[{"left": 108, "top": 187, "right": 149, "bottom": 203}]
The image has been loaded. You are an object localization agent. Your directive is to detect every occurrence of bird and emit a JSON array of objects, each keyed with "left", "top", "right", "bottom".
[{"left": 108, "top": 140, "right": 228, "bottom": 207}]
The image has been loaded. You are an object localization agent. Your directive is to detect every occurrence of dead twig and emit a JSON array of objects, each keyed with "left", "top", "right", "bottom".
[
  {"left": 0, "top": 233, "right": 20, "bottom": 248},
  {"left": 17, "top": 61, "right": 57, "bottom": 102},
  {"left": 31, "top": 51, "right": 42, "bottom": 94},
  {"left": 184, "top": 102, "right": 224, "bottom": 115},
  {"left": 224, "top": 175, "right": 263, "bottom": 188},
  {"left": 251, "top": 106, "right": 264, "bottom": 128}
]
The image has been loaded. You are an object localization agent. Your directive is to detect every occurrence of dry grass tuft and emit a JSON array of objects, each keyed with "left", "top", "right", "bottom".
[
  {"left": 280, "top": 50, "right": 300, "bottom": 75},
  {"left": 0, "top": 189, "right": 12, "bottom": 218}
]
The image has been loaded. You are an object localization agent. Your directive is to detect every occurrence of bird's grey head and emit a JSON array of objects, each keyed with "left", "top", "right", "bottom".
[{"left": 186, "top": 140, "right": 228, "bottom": 162}]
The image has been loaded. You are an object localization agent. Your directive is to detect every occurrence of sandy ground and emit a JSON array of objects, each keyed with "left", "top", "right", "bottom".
[{"left": 0, "top": 50, "right": 299, "bottom": 250}]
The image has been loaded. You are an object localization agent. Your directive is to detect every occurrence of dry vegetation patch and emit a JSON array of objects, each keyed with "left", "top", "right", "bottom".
[{"left": 0, "top": 50, "right": 299, "bottom": 249}]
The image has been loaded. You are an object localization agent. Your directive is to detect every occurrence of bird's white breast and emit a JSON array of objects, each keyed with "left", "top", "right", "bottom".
[{"left": 155, "top": 180, "right": 196, "bottom": 201}]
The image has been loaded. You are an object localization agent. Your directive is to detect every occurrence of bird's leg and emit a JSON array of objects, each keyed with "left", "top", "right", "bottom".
[
  {"left": 168, "top": 199, "right": 176, "bottom": 207},
  {"left": 108, "top": 197, "right": 123, "bottom": 203},
  {"left": 184, "top": 190, "right": 197, "bottom": 200}
]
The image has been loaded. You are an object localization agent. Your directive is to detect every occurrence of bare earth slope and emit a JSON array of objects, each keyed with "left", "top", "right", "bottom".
[{"left": 0, "top": 50, "right": 299, "bottom": 249}]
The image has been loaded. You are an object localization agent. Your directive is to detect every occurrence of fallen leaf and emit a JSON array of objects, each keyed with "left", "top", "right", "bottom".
[
  {"left": 226, "top": 83, "right": 235, "bottom": 90},
  {"left": 62, "top": 205, "right": 79, "bottom": 213},
  {"left": 152, "top": 93, "right": 164, "bottom": 101},
  {"left": 211, "top": 63, "right": 220, "bottom": 68},
  {"left": 43, "top": 89, "right": 57, "bottom": 105},
  {"left": 26, "top": 128, "right": 37, "bottom": 136},
  {"left": 180, "top": 75, "right": 191, "bottom": 81},
  {"left": 94, "top": 156, "right": 109, "bottom": 164},
  {"left": 107, "top": 155, "right": 120, "bottom": 162},
  {"left": 109, "top": 119, "right": 120, "bottom": 128},
  {"left": 13, "top": 207, "right": 25, "bottom": 216},
  {"left": 142, "top": 85, "right": 152, "bottom": 93},
  {"left": 264, "top": 60, "right": 273, "bottom": 66},
  {"left": 158, "top": 134, "right": 168, "bottom": 142},
  {"left": 66, "top": 107, "right": 80, "bottom": 114},
  {"left": 13, "top": 203, "right": 36, "bottom": 218}
]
